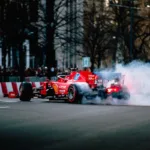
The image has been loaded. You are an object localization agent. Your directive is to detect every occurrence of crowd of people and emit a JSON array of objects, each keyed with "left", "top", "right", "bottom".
[
  {"left": 0, "top": 66, "right": 70, "bottom": 78},
  {"left": 0, "top": 66, "right": 92, "bottom": 82}
]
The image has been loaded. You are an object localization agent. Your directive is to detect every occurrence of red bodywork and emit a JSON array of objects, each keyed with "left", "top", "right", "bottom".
[{"left": 38, "top": 70, "right": 98, "bottom": 98}]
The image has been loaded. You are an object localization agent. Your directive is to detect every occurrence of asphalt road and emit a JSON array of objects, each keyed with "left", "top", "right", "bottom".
[{"left": 1, "top": 98, "right": 150, "bottom": 150}]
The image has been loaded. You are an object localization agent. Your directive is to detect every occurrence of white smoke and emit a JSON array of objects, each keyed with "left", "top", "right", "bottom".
[
  {"left": 81, "top": 60, "right": 150, "bottom": 106},
  {"left": 114, "top": 60, "right": 150, "bottom": 106}
]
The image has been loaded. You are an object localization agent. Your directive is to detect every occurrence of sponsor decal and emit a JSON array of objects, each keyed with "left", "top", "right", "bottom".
[
  {"left": 88, "top": 75, "right": 95, "bottom": 80},
  {"left": 74, "top": 73, "right": 80, "bottom": 80},
  {"left": 59, "top": 90, "right": 65, "bottom": 93},
  {"left": 59, "top": 85, "right": 67, "bottom": 89}
]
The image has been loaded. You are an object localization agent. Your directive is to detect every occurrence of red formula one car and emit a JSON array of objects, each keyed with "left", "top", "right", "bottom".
[
  {"left": 32, "top": 69, "right": 130, "bottom": 103},
  {"left": 33, "top": 70, "right": 98, "bottom": 103}
]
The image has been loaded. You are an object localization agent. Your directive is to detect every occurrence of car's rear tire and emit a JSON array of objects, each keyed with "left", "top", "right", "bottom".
[
  {"left": 121, "top": 92, "right": 130, "bottom": 100},
  {"left": 67, "top": 84, "right": 83, "bottom": 104},
  {"left": 121, "top": 86, "right": 130, "bottom": 100},
  {"left": 98, "top": 90, "right": 107, "bottom": 100},
  {"left": 19, "top": 82, "right": 33, "bottom": 101}
]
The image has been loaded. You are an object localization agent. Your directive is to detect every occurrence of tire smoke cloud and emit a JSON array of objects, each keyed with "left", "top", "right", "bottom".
[
  {"left": 83, "top": 60, "right": 150, "bottom": 106},
  {"left": 114, "top": 60, "right": 150, "bottom": 106}
]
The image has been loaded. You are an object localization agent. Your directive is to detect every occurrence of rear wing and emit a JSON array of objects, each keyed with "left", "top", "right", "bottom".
[{"left": 94, "top": 71, "right": 125, "bottom": 87}]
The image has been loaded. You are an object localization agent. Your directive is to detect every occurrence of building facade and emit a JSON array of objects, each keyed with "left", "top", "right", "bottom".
[{"left": 54, "top": 0, "right": 84, "bottom": 70}]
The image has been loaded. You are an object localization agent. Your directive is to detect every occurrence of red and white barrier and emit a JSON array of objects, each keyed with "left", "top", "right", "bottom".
[{"left": 0, "top": 82, "right": 42, "bottom": 97}]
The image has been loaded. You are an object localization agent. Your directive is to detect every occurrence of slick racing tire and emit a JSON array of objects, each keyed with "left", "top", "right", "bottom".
[
  {"left": 119, "top": 92, "right": 130, "bottom": 100},
  {"left": 67, "top": 84, "right": 83, "bottom": 104},
  {"left": 19, "top": 82, "right": 33, "bottom": 101},
  {"left": 98, "top": 90, "right": 107, "bottom": 100},
  {"left": 120, "top": 86, "right": 130, "bottom": 100}
]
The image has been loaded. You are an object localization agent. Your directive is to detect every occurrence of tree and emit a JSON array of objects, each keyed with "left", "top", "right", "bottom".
[
  {"left": 109, "top": 0, "right": 150, "bottom": 63},
  {"left": 45, "top": 0, "right": 55, "bottom": 67},
  {"left": 37, "top": 0, "right": 83, "bottom": 69},
  {"left": 81, "top": 0, "right": 115, "bottom": 71},
  {"left": 0, "top": 0, "right": 7, "bottom": 81},
  {"left": 133, "top": 2, "right": 150, "bottom": 61},
  {"left": 0, "top": 0, "right": 38, "bottom": 81},
  {"left": 5, "top": 1, "right": 30, "bottom": 81}
]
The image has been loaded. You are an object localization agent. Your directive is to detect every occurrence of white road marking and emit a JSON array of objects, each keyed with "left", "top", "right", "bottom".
[
  {"left": 0, "top": 106, "right": 10, "bottom": 109},
  {"left": 0, "top": 99, "right": 19, "bottom": 103}
]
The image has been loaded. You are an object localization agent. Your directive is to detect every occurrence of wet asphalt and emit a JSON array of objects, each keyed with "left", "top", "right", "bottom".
[{"left": 0, "top": 98, "right": 150, "bottom": 150}]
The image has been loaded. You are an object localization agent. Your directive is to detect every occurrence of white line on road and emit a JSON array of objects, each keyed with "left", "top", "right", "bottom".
[
  {"left": 0, "top": 106, "right": 10, "bottom": 109},
  {"left": 0, "top": 99, "right": 19, "bottom": 103}
]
